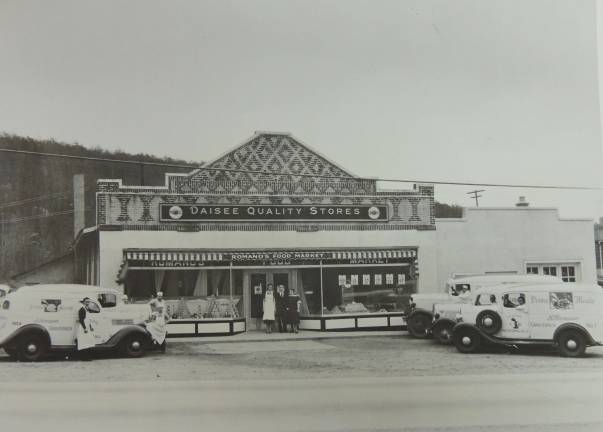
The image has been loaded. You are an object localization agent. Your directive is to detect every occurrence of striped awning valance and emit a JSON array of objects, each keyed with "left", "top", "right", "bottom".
[
  {"left": 118, "top": 248, "right": 418, "bottom": 283},
  {"left": 124, "top": 249, "right": 416, "bottom": 262},
  {"left": 329, "top": 250, "right": 416, "bottom": 260},
  {"left": 124, "top": 251, "right": 224, "bottom": 262}
]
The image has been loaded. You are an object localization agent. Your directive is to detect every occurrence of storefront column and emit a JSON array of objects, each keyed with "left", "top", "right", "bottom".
[
  {"left": 243, "top": 271, "right": 251, "bottom": 325},
  {"left": 291, "top": 270, "right": 298, "bottom": 294},
  {"left": 229, "top": 263, "right": 233, "bottom": 300},
  {"left": 320, "top": 260, "right": 324, "bottom": 314}
]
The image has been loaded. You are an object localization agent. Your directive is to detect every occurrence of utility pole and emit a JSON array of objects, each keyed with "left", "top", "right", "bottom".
[{"left": 467, "top": 189, "right": 485, "bottom": 207}]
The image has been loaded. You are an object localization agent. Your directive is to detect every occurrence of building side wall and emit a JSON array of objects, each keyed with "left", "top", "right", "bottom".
[
  {"left": 12, "top": 255, "right": 74, "bottom": 287},
  {"left": 436, "top": 208, "right": 597, "bottom": 287}
]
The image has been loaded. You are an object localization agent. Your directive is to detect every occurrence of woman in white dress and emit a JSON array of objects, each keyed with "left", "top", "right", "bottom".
[{"left": 262, "top": 285, "right": 276, "bottom": 334}]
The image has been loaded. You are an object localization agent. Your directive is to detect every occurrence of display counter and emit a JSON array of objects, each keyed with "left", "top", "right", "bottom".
[
  {"left": 299, "top": 311, "right": 406, "bottom": 331},
  {"left": 167, "top": 317, "right": 246, "bottom": 338}
]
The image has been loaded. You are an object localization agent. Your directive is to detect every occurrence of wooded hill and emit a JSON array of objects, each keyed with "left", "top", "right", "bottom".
[
  {"left": 0, "top": 134, "right": 200, "bottom": 282},
  {"left": 0, "top": 134, "right": 462, "bottom": 282}
]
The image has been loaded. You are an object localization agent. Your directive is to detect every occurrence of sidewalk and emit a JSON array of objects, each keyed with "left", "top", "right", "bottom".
[{"left": 168, "top": 329, "right": 406, "bottom": 344}]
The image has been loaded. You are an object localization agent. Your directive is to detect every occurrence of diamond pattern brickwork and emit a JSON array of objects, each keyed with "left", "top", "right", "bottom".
[{"left": 192, "top": 134, "right": 354, "bottom": 183}]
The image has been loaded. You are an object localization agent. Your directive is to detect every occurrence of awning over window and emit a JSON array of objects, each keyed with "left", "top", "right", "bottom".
[
  {"left": 117, "top": 248, "right": 418, "bottom": 282},
  {"left": 329, "top": 250, "right": 415, "bottom": 259},
  {"left": 124, "top": 251, "right": 224, "bottom": 262},
  {"left": 122, "top": 248, "right": 415, "bottom": 263}
]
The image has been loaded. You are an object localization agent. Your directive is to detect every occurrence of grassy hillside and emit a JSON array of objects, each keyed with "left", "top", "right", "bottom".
[{"left": 0, "top": 134, "right": 202, "bottom": 282}]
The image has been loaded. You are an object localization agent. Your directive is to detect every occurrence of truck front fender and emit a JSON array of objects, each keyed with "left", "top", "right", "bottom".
[
  {"left": 553, "top": 323, "right": 596, "bottom": 346},
  {"left": 102, "top": 325, "right": 151, "bottom": 349},
  {"left": 0, "top": 324, "right": 51, "bottom": 349},
  {"left": 452, "top": 322, "right": 505, "bottom": 346}
]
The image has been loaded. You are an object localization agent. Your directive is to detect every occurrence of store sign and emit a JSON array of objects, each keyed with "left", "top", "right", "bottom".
[{"left": 159, "top": 204, "right": 388, "bottom": 222}]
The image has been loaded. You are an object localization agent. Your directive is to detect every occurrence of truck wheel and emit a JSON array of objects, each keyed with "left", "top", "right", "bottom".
[
  {"left": 476, "top": 310, "right": 502, "bottom": 335},
  {"left": 16, "top": 334, "right": 48, "bottom": 362},
  {"left": 557, "top": 330, "right": 586, "bottom": 358},
  {"left": 453, "top": 327, "right": 481, "bottom": 354},
  {"left": 407, "top": 312, "right": 433, "bottom": 339},
  {"left": 121, "top": 334, "right": 147, "bottom": 358},
  {"left": 432, "top": 321, "right": 454, "bottom": 345},
  {"left": 4, "top": 346, "right": 17, "bottom": 360}
]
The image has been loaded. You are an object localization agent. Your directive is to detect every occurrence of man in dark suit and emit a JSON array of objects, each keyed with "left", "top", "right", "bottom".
[{"left": 275, "top": 284, "right": 287, "bottom": 333}]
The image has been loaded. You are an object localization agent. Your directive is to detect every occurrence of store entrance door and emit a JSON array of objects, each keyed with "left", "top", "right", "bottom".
[
  {"left": 246, "top": 271, "right": 291, "bottom": 330},
  {"left": 273, "top": 273, "right": 289, "bottom": 293},
  {"left": 250, "top": 273, "right": 266, "bottom": 330}
]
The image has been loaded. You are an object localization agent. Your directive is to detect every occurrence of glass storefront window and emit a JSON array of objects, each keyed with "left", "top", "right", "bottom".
[
  {"left": 125, "top": 269, "right": 241, "bottom": 320},
  {"left": 321, "top": 266, "right": 415, "bottom": 314},
  {"left": 299, "top": 268, "right": 322, "bottom": 314},
  {"left": 124, "top": 261, "right": 418, "bottom": 321}
]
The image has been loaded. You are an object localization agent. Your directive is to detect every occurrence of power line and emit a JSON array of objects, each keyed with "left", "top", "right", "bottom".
[
  {"left": 0, "top": 147, "right": 600, "bottom": 190},
  {"left": 0, "top": 148, "right": 201, "bottom": 169},
  {"left": 0, "top": 185, "right": 100, "bottom": 209},
  {"left": 0, "top": 209, "right": 74, "bottom": 224},
  {"left": 0, "top": 191, "right": 70, "bottom": 209}
]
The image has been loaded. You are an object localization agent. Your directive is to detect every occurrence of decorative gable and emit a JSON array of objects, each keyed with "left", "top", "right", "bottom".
[{"left": 191, "top": 132, "right": 355, "bottom": 183}]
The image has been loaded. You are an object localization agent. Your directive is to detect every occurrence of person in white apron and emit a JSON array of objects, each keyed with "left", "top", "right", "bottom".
[
  {"left": 147, "top": 291, "right": 169, "bottom": 352},
  {"left": 75, "top": 298, "right": 96, "bottom": 359},
  {"left": 262, "top": 286, "right": 276, "bottom": 334}
]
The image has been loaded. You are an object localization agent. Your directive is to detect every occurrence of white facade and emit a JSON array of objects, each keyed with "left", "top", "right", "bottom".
[
  {"left": 97, "top": 206, "right": 596, "bottom": 296},
  {"left": 436, "top": 207, "right": 597, "bottom": 289}
]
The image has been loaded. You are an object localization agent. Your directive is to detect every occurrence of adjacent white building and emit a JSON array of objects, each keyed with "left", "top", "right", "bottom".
[{"left": 436, "top": 207, "right": 597, "bottom": 289}]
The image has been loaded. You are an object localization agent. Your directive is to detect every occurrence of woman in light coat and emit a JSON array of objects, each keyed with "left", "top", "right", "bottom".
[{"left": 262, "top": 285, "right": 276, "bottom": 334}]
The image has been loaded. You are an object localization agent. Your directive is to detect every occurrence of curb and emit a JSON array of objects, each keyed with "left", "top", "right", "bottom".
[{"left": 167, "top": 330, "right": 407, "bottom": 345}]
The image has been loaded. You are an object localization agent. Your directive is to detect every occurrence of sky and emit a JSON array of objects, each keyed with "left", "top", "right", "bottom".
[{"left": 1, "top": 0, "right": 602, "bottom": 220}]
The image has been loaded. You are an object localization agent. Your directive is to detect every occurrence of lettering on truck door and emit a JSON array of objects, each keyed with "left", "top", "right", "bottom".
[
  {"left": 500, "top": 292, "right": 530, "bottom": 339},
  {"left": 85, "top": 301, "right": 112, "bottom": 344}
]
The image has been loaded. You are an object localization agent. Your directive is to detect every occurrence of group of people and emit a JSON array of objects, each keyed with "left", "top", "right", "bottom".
[{"left": 261, "top": 284, "right": 301, "bottom": 334}]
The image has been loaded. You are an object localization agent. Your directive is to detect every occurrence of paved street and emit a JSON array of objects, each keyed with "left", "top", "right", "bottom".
[
  {"left": 0, "top": 374, "right": 602, "bottom": 432},
  {"left": 2, "top": 334, "right": 603, "bottom": 382},
  {"left": 1, "top": 334, "right": 603, "bottom": 431}
]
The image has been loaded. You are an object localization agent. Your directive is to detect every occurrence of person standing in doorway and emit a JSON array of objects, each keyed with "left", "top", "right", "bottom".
[
  {"left": 275, "top": 284, "right": 287, "bottom": 333},
  {"left": 286, "top": 287, "right": 301, "bottom": 333},
  {"left": 262, "top": 284, "right": 276, "bottom": 333}
]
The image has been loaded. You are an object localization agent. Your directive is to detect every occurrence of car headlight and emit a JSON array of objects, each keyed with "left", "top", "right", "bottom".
[
  {"left": 434, "top": 313, "right": 440, "bottom": 320},
  {"left": 455, "top": 313, "right": 463, "bottom": 323}
]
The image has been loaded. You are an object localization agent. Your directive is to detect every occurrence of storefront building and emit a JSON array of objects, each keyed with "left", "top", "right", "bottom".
[
  {"left": 73, "top": 132, "right": 598, "bottom": 337},
  {"left": 77, "top": 132, "right": 437, "bottom": 336}
]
